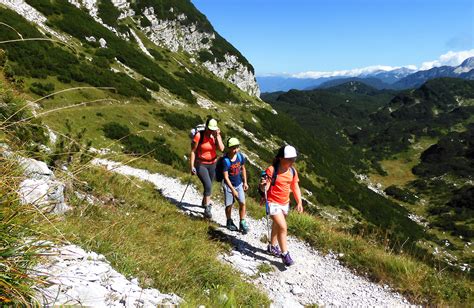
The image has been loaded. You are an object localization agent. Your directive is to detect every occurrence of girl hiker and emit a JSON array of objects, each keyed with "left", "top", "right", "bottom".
[
  {"left": 260, "top": 145, "right": 303, "bottom": 266},
  {"left": 222, "top": 137, "right": 249, "bottom": 234},
  {"left": 190, "top": 118, "right": 224, "bottom": 218}
]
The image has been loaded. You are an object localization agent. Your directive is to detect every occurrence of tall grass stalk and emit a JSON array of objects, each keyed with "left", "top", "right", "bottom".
[
  {"left": 0, "top": 86, "right": 116, "bottom": 128},
  {"left": 0, "top": 154, "right": 50, "bottom": 304}
]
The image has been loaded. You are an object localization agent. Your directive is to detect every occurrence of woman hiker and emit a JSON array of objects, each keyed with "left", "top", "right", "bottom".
[
  {"left": 260, "top": 145, "right": 303, "bottom": 266},
  {"left": 222, "top": 137, "right": 250, "bottom": 234},
  {"left": 190, "top": 118, "right": 224, "bottom": 218}
]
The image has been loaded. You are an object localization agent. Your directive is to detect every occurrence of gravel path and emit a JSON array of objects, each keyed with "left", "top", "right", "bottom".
[{"left": 92, "top": 158, "right": 410, "bottom": 307}]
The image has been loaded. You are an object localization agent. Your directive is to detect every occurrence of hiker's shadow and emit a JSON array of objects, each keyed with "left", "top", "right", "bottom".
[
  {"left": 164, "top": 194, "right": 204, "bottom": 218},
  {"left": 208, "top": 227, "right": 287, "bottom": 271},
  {"left": 159, "top": 189, "right": 286, "bottom": 271}
]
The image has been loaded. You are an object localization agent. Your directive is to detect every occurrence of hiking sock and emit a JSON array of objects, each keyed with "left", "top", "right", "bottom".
[{"left": 281, "top": 251, "right": 294, "bottom": 266}]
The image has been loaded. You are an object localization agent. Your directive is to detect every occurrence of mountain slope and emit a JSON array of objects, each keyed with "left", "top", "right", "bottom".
[
  {"left": 0, "top": 0, "right": 429, "bottom": 244},
  {"left": 1, "top": 0, "right": 473, "bottom": 304},
  {"left": 263, "top": 78, "right": 474, "bottom": 274}
]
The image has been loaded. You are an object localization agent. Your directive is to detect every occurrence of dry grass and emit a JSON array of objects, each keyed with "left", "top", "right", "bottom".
[
  {"left": 47, "top": 166, "right": 270, "bottom": 307},
  {"left": 0, "top": 153, "right": 53, "bottom": 305},
  {"left": 287, "top": 212, "right": 473, "bottom": 305}
]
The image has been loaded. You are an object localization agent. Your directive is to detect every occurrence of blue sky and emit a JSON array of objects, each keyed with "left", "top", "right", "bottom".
[{"left": 191, "top": 0, "right": 474, "bottom": 76}]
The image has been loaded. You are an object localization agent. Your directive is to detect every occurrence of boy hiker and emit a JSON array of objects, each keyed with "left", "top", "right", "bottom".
[
  {"left": 260, "top": 145, "right": 303, "bottom": 266},
  {"left": 222, "top": 137, "right": 250, "bottom": 234},
  {"left": 190, "top": 118, "right": 224, "bottom": 218}
]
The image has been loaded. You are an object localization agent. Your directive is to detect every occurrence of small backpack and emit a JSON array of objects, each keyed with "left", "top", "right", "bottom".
[{"left": 189, "top": 124, "right": 206, "bottom": 146}]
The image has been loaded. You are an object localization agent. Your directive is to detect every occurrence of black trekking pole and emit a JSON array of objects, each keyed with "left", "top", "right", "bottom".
[
  {"left": 179, "top": 178, "right": 192, "bottom": 206},
  {"left": 264, "top": 189, "right": 271, "bottom": 244},
  {"left": 260, "top": 171, "right": 271, "bottom": 243}
]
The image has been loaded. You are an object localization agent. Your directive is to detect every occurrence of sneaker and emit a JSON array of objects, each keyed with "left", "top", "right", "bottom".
[
  {"left": 267, "top": 244, "right": 281, "bottom": 257},
  {"left": 281, "top": 251, "right": 294, "bottom": 266},
  {"left": 239, "top": 219, "right": 249, "bottom": 234},
  {"left": 226, "top": 219, "right": 238, "bottom": 231},
  {"left": 203, "top": 204, "right": 212, "bottom": 219}
]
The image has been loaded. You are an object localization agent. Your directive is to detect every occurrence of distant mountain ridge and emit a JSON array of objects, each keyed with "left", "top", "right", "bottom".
[
  {"left": 315, "top": 77, "right": 392, "bottom": 91},
  {"left": 258, "top": 57, "right": 474, "bottom": 93},
  {"left": 392, "top": 57, "right": 474, "bottom": 89}
]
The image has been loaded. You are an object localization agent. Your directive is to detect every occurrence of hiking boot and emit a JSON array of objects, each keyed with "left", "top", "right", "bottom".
[
  {"left": 203, "top": 204, "right": 212, "bottom": 219},
  {"left": 267, "top": 244, "right": 281, "bottom": 257},
  {"left": 281, "top": 251, "right": 294, "bottom": 266},
  {"left": 239, "top": 219, "right": 249, "bottom": 234},
  {"left": 226, "top": 219, "right": 238, "bottom": 231}
]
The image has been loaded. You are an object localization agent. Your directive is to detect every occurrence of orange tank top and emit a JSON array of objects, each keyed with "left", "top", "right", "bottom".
[
  {"left": 193, "top": 132, "right": 217, "bottom": 164},
  {"left": 265, "top": 165, "right": 299, "bottom": 205}
]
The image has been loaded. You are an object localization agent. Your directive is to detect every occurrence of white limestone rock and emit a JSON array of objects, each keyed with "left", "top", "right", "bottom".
[
  {"left": 34, "top": 244, "right": 183, "bottom": 307},
  {"left": 18, "top": 157, "right": 53, "bottom": 180},
  {"left": 2, "top": 0, "right": 70, "bottom": 42},
  {"left": 138, "top": 6, "right": 260, "bottom": 97},
  {"left": 18, "top": 177, "right": 70, "bottom": 214},
  {"left": 203, "top": 54, "right": 260, "bottom": 97},
  {"left": 16, "top": 157, "right": 70, "bottom": 214},
  {"left": 98, "top": 37, "right": 107, "bottom": 48}
]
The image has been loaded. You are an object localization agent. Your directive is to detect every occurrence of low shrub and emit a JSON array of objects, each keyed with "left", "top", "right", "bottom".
[
  {"left": 384, "top": 185, "right": 418, "bottom": 204},
  {"left": 29, "top": 82, "right": 54, "bottom": 97},
  {"left": 140, "top": 79, "right": 160, "bottom": 92},
  {"left": 102, "top": 122, "right": 185, "bottom": 170},
  {"left": 102, "top": 122, "right": 130, "bottom": 140},
  {"left": 159, "top": 111, "right": 202, "bottom": 131}
]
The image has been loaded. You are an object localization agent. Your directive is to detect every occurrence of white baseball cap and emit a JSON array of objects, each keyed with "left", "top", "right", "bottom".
[{"left": 283, "top": 145, "right": 297, "bottom": 158}]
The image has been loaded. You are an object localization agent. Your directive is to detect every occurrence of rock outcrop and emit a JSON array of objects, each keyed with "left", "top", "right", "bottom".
[
  {"left": 2, "top": 0, "right": 261, "bottom": 97},
  {"left": 35, "top": 244, "right": 182, "bottom": 307},
  {"left": 17, "top": 157, "right": 70, "bottom": 214},
  {"left": 138, "top": 6, "right": 260, "bottom": 97}
]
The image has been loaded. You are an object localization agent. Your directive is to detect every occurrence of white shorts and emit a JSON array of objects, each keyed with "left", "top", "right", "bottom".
[{"left": 268, "top": 202, "right": 289, "bottom": 216}]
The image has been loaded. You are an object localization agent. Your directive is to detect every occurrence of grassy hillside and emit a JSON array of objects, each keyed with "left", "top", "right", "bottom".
[
  {"left": 262, "top": 79, "right": 474, "bottom": 274},
  {"left": 2, "top": 0, "right": 429, "bottom": 264}
]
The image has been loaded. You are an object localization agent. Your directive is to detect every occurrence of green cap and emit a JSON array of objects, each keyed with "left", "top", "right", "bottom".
[
  {"left": 227, "top": 137, "right": 240, "bottom": 147},
  {"left": 207, "top": 119, "right": 218, "bottom": 131}
]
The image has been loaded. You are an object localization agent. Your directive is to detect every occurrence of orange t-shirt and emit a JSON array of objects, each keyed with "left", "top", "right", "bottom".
[
  {"left": 193, "top": 132, "right": 217, "bottom": 164},
  {"left": 265, "top": 165, "right": 299, "bottom": 205}
]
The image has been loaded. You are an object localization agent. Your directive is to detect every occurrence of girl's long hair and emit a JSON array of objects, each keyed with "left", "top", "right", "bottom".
[{"left": 271, "top": 145, "right": 286, "bottom": 178}]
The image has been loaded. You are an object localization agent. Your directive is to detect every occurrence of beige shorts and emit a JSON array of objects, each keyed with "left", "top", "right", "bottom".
[{"left": 268, "top": 202, "right": 289, "bottom": 216}]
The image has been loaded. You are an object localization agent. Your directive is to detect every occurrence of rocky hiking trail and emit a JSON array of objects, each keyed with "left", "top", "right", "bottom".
[{"left": 92, "top": 159, "right": 411, "bottom": 307}]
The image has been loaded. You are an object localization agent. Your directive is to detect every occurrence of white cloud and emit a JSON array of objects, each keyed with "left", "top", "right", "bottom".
[
  {"left": 291, "top": 65, "right": 401, "bottom": 79},
  {"left": 420, "top": 49, "right": 474, "bottom": 70},
  {"left": 259, "top": 49, "right": 474, "bottom": 78}
]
